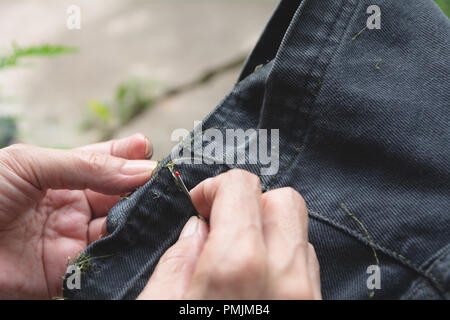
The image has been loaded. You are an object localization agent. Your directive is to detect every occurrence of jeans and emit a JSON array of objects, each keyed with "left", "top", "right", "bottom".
[{"left": 64, "top": 0, "right": 450, "bottom": 300}]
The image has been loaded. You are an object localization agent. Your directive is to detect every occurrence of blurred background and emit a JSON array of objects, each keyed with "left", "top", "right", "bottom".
[
  {"left": 0, "top": 0, "right": 448, "bottom": 160},
  {"left": 0, "top": 0, "right": 278, "bottom": 159}
]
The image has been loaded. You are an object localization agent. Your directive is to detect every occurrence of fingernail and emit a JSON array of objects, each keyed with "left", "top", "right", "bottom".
[
  {"left": 121, "top": 160, "right": 157, "bottom": 175},
  {"left": 180, "top": 216, "right": 199, "bottom": 239},
  {"left": 144, "top": 137, "right": 153, "bottom": 159}
]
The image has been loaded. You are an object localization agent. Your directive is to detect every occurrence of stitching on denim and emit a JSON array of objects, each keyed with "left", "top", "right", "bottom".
[
  {"left": 265, "top": 0, "right": 351, "bottom": 191},
  {"left": 297, "top": 0, "right": 349, "bottom": 102},
  {"left": 409, "top": 279, "right": 443, "bottom": 300},
  {"left": 265, "top": 0, "right": 347, "bottom": 190},
  {"left": 265, "top": 0, "right": 363, "bottom": 192},
  {"left": 415, "top": 243, "right": 450, "bottom": 298},
  {"left": 433, "top": 251, "right": 450, "bottom": 284},
  {"left": 340, "top": 203, "right": 379, "bottom": 298},
  {"left": 409, "top": 281, "right": 428, "bottom": 300},
  {"left": 310, "top": 208, "right": 444, "bottom": 289},
  {"left": 166, "top": 126, "right": 232, "bottom": 168},
  {"left": 308, "top": 208, "right": 445, "bottom": 292},
  {"left": 340, "top": 203, "right": 380, "bottom": 266},
  {"left": 432, "top": 252, "right": 450, "bottom": 297},
  {"left": 422, "top": 242, "right": 450, "bottom": 270},
  {"left": 181, "top": 126, "right": 229, "bottom": 151},
  {"left": 262, "top": 155, "right": 294, "bottom": 190},
  {"left": 261, "top": 145, "right": 301, "bottom": 190}
]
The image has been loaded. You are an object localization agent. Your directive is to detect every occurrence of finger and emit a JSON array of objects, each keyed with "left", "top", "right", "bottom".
[
  {"left": 190, "top": 169, "right": 264, "bottom": 238},
  {"left": 307, "top": 243, "right": 322, "bottom": 300},
  {"left": 84, "top": 191, "right": 121, "bottom": 218},
  {"left": 81, "top": 134, "right": 153, "bottom": 217},
  {"left": 186, "top": 170, "right": 266, "bottom": 299},
  {"left": 78, "top": 133, "right": 153, "bottom": 160},
  {"left": 88, "top": 217, "right": 107, "bottom": 244},
  {"left": 261, "top": 188, "right": 309, "bottom": 265},
  {"left": 2, "top": 144, "right": 157, "bottom": 195},
  {"left": 138, "top": 216, "right": 208, "bottom": 300}
]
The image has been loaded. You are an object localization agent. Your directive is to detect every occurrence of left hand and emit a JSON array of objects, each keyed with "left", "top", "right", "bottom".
[{"left": 0, "top": 134, "right": 156, "bottom": 299}]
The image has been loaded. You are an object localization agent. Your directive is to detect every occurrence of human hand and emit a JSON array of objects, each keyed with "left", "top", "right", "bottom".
[
  {"left": 139, "top": 169, "right": 321, "bottom": 300},
  {"left": 0, "top": 134, "right": 157, "bottom": 299}
]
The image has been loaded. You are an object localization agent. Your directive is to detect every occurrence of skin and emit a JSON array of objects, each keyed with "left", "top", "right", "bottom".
[
  {"left": 139, "top": 169, "right": 322, "bottom": 300},
  {"left": 0, "top": 136, "right": 321, "bottom": 300},
  {"left": 0, "top": 134, "right": 156, "bottom": 299}
]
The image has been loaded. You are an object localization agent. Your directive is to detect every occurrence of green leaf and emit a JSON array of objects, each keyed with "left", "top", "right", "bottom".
[
  {"left": 435, "top": 0, "right": 450, "bottom": 17},
  {"left": 87, "top": 100, "right": 111, "bottom": 124},
  {"left": 0, "top": 43, "right": 78, "bottom": 70}
]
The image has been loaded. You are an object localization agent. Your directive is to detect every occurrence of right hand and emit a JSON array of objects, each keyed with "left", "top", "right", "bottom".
[{"left": 138, "top": 169, "right": 321, "bottom": 300}]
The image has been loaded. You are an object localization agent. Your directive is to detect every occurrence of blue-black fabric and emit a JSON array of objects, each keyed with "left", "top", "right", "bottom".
[{"left": 63, "top": 0, "right": 450, "bottom": 300}]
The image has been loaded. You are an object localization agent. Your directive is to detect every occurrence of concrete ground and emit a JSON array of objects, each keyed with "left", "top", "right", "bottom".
[{"left": 0, "top": 0, "right": 278, "bottom": 154}]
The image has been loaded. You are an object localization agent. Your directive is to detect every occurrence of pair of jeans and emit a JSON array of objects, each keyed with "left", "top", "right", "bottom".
[{"left": 64, "top": 0, "right": 450, "bottom": 299}]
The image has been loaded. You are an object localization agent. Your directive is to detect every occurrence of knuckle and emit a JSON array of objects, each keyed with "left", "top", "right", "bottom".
[
  {"left": 239, "top": 239, "right": 264, "bottom": 268},
  {"left": 277, "top": 187, "right": 307, "bottom": 215},
  {"left": 264, "top": 187, "right": 307, "bottom": 213},
  {"left": 210, "top": 243, "right": 266, "bottom": 288},
  {"left": 226, "top": 169, "right": 261, "bottom": 187},
  {"left": 108, "top": 139, "right": 119, "bottom": 156},
  {"left": 279, "top": 187, "right": 305, "bottom": 204},
  {"left": 223, "top": 249, "right": 265, "bottom": 283},
  {"left": 241, "top": 251, "right": 265, "bottom": 276},
  {"left": 85, "top": 152, "right": 109, "bottom": 171}
]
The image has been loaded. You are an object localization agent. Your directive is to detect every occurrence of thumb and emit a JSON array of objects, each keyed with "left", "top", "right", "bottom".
[
  {"left": 138, "top": 216, "right": 208, "bottom": 300},
  {"left": 0, "top": 144, "right": 157, "bottom": 195}
]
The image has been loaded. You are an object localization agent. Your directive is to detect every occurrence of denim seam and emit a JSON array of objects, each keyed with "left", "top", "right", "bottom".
[
  {"left": 422, "top": 242, "right": 450, "bottom": 270},
  {"left": 430, "top": 249, "right": 450, "bottom": 297},
  {"left": 266, "top": 0, "right": 353, "bottom": 191},
  {"left": 435, "top": 252, "right": 450, "bottom": 285},
  {"left": 308, "top": 208, "right": 446, "bottom": 294},
  {"left": 265, "top": 0, "right": 362, "bottom": 193},
  {"left": 408, "top": 277, "right": 446, "bottom": 300},
  {"left": 408, "top": 280, "right": 428, "bottom": 300},
  {"left": 407, "top": 249, "right": 450, "bottom": 301},
  {"left": 414, "top": 244, "right": 450, "bottom": 298},
  {"left": 271, "top": 0, "right": 362, "bottom": 192}
]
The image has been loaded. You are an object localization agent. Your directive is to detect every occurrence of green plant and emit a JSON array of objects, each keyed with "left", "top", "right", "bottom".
[
  {"left": 0, "top": 43, "right": 77, "bottom": 70},
  {"left": 83, "top": 78, "right": 159, "bottom": 139},
  {"left": 0, "top": 43, "right": 77, "bottom": 148},
  {"left": 435, "top": 0, "right": 450, "bottom": 17}
]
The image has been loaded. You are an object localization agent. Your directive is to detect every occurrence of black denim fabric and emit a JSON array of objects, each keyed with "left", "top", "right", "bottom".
[{"left": 63, "top": 0, "right": 450, "bottom": 300}]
